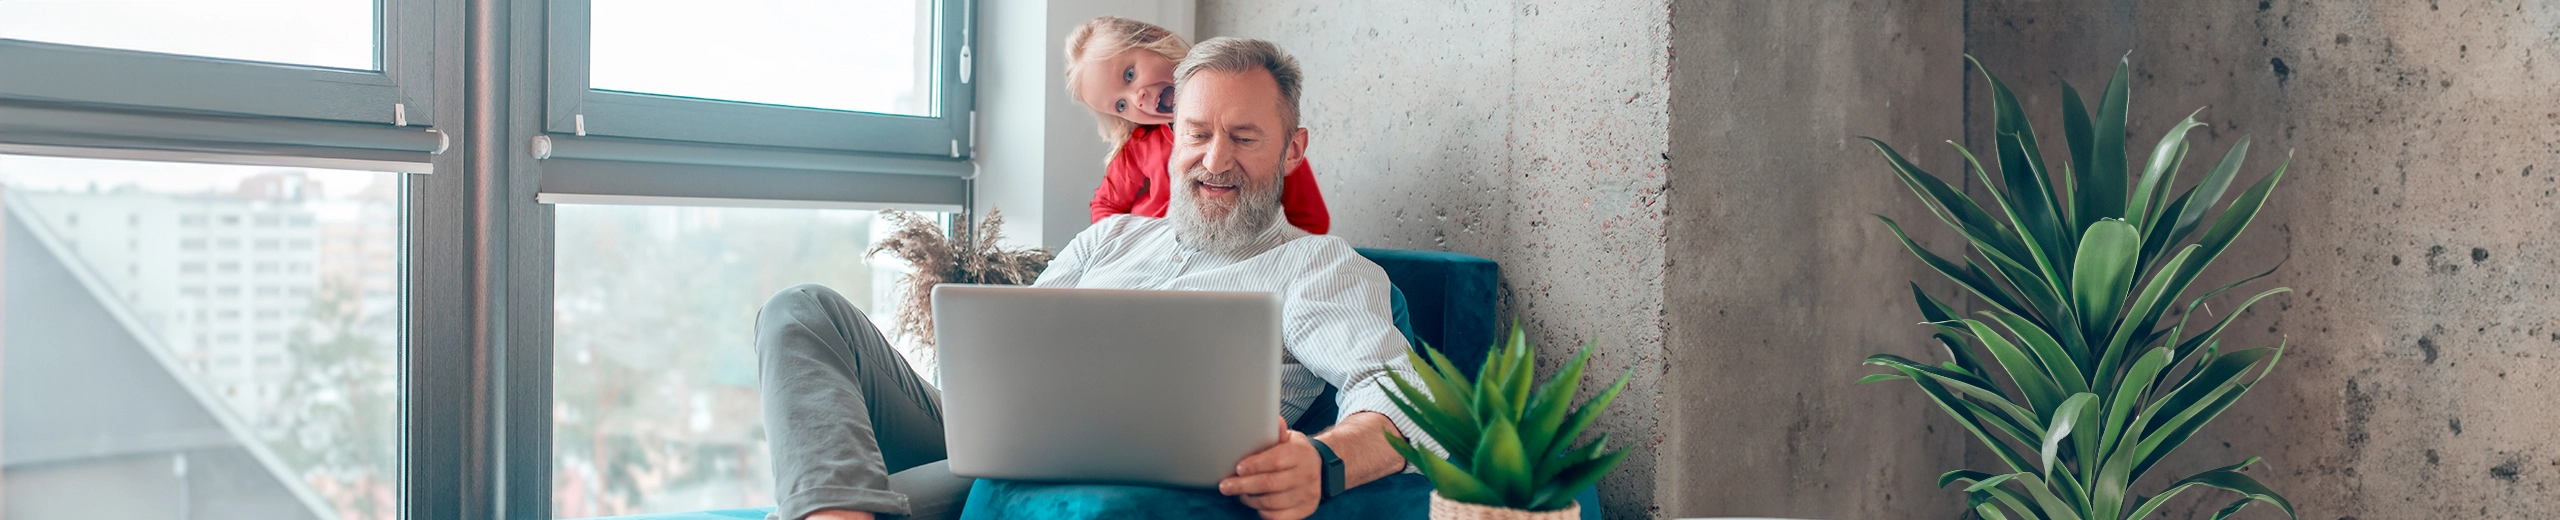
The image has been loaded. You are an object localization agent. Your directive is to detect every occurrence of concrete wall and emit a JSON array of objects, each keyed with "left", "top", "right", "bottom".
[
  {"left": 1196, "top": 1, "right": 1674, "bottom": 517},
  {"left": 1660, "top": 1, "right": 1971, "bottom": 518},
  {"left": 1966, "top": 1, "right": 2560, "bottom": 518},
  {"left": 1190, "top": 0, "right": 2557, "bottom": 518}
]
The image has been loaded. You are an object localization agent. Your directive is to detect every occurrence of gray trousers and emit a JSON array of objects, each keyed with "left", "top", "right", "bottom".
[{"left": 757, "top": 284, "right": 975, "bottom": 520}]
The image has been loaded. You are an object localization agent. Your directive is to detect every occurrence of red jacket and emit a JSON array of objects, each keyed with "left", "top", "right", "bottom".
[{"left": 1088, "top": 124, "right": 1331, "bottom": 234}]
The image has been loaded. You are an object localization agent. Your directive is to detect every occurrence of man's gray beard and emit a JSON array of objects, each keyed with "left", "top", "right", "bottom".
[{"left": 1168, "top": 163, "right": 1285, "bottom": 254}]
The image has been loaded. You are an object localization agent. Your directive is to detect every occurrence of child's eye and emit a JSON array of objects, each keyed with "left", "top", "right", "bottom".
[
  {"left": 1123, "top": 67, "right": 1134, "bottom": 82},
  {"left": 1114, "top": 100, "right": 1127, "bottom": 113}
]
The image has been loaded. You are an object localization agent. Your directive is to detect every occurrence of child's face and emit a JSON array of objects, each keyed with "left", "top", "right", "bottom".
[{"left": 1075, "top": 48, "right": 1179, "bottom": 126}]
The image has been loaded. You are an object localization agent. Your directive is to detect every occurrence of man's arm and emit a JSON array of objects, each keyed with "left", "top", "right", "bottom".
[
  {"left": 1217, "top": 241, "right": 1442, "bottom": 520},
  {"left": 1218, "top": 412, "right": 1406, "bottom": 520}
]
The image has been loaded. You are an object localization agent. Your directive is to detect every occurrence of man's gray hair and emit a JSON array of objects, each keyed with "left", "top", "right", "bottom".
[{"left": 1173, "top": 37, "right": 1303, "bottom": 128}]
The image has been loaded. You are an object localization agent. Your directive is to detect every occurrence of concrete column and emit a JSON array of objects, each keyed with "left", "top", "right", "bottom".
[{"left": 1661, "top": 1, "right": 1968, "bottom": 517}]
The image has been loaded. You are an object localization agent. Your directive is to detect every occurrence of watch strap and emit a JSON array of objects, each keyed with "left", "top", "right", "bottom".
[{"left": 1307, "top": 437, "right": 1345, "bottom": 499}]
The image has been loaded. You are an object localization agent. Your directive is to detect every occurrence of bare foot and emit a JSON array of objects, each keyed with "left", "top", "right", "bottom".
[{"left": 804, "top": 509, "right": 875, "bottom": 520}]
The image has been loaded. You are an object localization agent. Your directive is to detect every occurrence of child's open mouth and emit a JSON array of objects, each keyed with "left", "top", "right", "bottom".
[{"left": 1156, "top": 86, "right": 1176, "bottom": 115}]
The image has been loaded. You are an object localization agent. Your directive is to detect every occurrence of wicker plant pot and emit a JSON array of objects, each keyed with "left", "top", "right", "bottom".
[{"left": 1430, "top": 491, "right": 1579, "bottom": 520}]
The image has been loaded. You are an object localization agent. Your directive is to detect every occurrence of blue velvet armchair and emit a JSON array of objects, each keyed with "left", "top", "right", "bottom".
[{"left": 605, "top": 249, "right": 1598, "bottom": 520}]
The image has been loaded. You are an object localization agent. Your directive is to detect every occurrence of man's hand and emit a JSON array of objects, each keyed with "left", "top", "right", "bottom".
[{"left": 1219, "top": 418, "right": 1321, "bottom": 520}]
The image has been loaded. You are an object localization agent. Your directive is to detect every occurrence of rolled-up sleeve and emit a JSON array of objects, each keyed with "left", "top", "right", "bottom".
[{"left": 1283, "top": 243, "right": 1446, "bottom": 463}]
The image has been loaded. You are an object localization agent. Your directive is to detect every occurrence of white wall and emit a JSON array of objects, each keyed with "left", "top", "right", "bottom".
[{"left": 973, "top": 0, "right": 1192, "bottom": 250}]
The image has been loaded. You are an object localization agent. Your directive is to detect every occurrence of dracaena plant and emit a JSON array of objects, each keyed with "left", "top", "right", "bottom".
[
  {"left": 1857, "top": 56, "right": 2301, "bottom": 520},
  {"left": 1381, "top": 325, "right": 1631, "bottom": 511}
]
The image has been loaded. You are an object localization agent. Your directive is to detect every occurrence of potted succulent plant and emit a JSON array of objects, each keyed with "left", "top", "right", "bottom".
[
  {"left": 1383, "top": 324, "right": 1631, "bottom": 520},
  {"left": 1857, "top": 56, "right": 2299, "bottom": 520}
]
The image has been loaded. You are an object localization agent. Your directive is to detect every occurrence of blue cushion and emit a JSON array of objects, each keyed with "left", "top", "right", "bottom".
[
  {"left": 1353, "top": 248, "right": 1500, "bottom": 378},
  {"left": 606, "top": 482, "right": 1597, "bottom": 520},
  {"left": 1293, "top": 249, "right": 1500, "bottom": 434},
  {"left": 585, "top": 507, "right": 772, "bottom": 520},
  {"left": 957, "top": 475, "right": 1599, "bottom": 520}
]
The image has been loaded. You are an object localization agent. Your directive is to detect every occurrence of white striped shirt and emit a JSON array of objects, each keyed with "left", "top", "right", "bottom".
[{"left": 1033, "top": 215, "right": 1445, "bottom": 461}]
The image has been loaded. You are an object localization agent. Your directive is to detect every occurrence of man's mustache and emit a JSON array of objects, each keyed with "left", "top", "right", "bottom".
[{"left": 1181, "top": 167, "right": 1243, "bottom": 186}]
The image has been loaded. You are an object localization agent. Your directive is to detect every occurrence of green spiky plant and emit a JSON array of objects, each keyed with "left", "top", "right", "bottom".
[
  {"left": 1381, "top": 324, "right": 1632, "bottom": 512},
  {"left": 1856, "top": 56, "right": 2300, "bottom": 520}
]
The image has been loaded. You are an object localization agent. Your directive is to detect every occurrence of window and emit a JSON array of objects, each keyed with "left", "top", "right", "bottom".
[
  {"left": 0, "top": 0, "right": 376, "bottom": 70},
  {"left": 7, "top": 0, "right": 974, "bottom": 514},
  {"left": 590, "top": 0, "right": 934, "bottom": 115},
  {"left": 0, "top": 155, "right": 402, "bottom": 520},
  {"left": 551, "top": 204, "right": 934, "bottom": 517},
  {"left": 544, "top": 0, "right": 975, "bottom": 155},
  {"left": 0, "top": 0, "right": 430, "bottom": 126}
]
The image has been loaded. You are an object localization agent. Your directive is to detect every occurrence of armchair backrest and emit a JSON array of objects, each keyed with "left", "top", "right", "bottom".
[{"left": 1290, "top": 248, "right": 1499, "bottom": 434}]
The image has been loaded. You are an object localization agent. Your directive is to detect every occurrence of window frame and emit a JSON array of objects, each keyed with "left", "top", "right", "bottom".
[
  {"left": 1, "top": 0, "right": 984, "bottom": 516},
  {"left": 0, "top": 0, "right": 436, "bottom": 126},
  {"left": 543, "top": 0, "right": 976, "bottom": 158}
]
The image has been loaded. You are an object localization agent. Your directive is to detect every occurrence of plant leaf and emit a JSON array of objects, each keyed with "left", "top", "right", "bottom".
[
  {"left": 2081, "top": 56, "right": 2132, "bottom": 231},
  {"left": 2071, "top": 220, "right": 2142, "bottom": 342},
  {"left": 1881, "top": 216, "right": 2037, "bottom": 321},
  {"left": 1400, "top": 433, "right": 1504, "bottom": 506},
  {"left": 1545, "top": 368, "right": 1632, "bottom": 464},
  {"left": 2129, "top": 113, "right": 2204, "bottom": 231},
  {"left": 1962, "top": 318, "right": 2068, "bottom": 418},
  {"left": 1854, "top": 373, "right": 1911, "bottom": 385},
  {"left": 2126, "top": 458, "right": 2296, "bottom": 520},
  {"left": 2168, "top": 136, "right": 2253, "bottom": 251},
  {"left": 2099, "top": 347, "right": 2174, "bottom": 473},
  {"left": 1989, "top": 310, "right": 2091, "bottom": 396},
  {"left": 1529, "top": 447, "right": 1628, "bottom": 512},
  {"left": 2059, "top": 80, "right": 2093, "bottom": 229},
  {"left": 2014, "top": 473, "right": 2087, "bottom": 520},
  {"left": 2040, "top": 393, "right": 2100, "bottom": 479},
  {"left": 1518, "top": 343, "right": 1591, "bottom": 464},
  {"left": 1887, "top": 364, "right": 2035, "bottom": 473},
  {"left": 1475, "top": 417, "right": 1530, "bottom": 506}
]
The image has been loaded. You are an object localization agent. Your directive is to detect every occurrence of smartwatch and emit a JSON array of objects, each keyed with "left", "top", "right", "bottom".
[{"left": 1308, "top": 438, "right": 1346, "bottom": 500}]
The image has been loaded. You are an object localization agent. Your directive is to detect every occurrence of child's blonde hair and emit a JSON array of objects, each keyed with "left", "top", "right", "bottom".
[{"left": 1063, "top": 16, "right": 1190, "bottom": 155}]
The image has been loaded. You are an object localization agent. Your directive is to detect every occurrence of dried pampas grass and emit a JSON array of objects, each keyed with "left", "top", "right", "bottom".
[{"left": 869, "top": 209, "right": 1053, "bottom": 352}]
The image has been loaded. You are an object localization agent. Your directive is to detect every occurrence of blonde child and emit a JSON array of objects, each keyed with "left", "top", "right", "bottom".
[{"left": 1064, "top": 16, "right": 1330, "bottom": 233}]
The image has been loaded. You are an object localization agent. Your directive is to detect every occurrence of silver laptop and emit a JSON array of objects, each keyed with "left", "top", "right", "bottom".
[{"left": 932, "top": 284, "right": 1282, "bottom": 488}]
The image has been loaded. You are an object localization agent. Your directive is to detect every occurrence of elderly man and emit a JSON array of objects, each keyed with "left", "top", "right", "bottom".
[{"left": 755, "top": 37, "right": 1437, "bottom": 520}]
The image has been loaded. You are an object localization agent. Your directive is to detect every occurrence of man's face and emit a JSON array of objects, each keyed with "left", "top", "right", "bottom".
[{"left": 1166, "top": 67, "right": 1306, "bottom": 249}]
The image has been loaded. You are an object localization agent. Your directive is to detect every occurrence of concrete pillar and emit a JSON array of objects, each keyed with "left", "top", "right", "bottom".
[{"left": 1661, "top": 1, "right": 1969, "bottom": 517}]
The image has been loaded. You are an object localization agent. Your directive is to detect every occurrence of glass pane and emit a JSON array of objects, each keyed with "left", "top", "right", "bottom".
[
  {"left": 590, "top": 0, "right": 937, "bottom": 116},
  {"left": 0, "top": 0, "right": 378, "bottom": 71},
  {"left": 1, "top": 155, "right": 400, "bottom": 520},
  {"left": 552, "top": 204, "right": 935, "bottom": 517}
]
